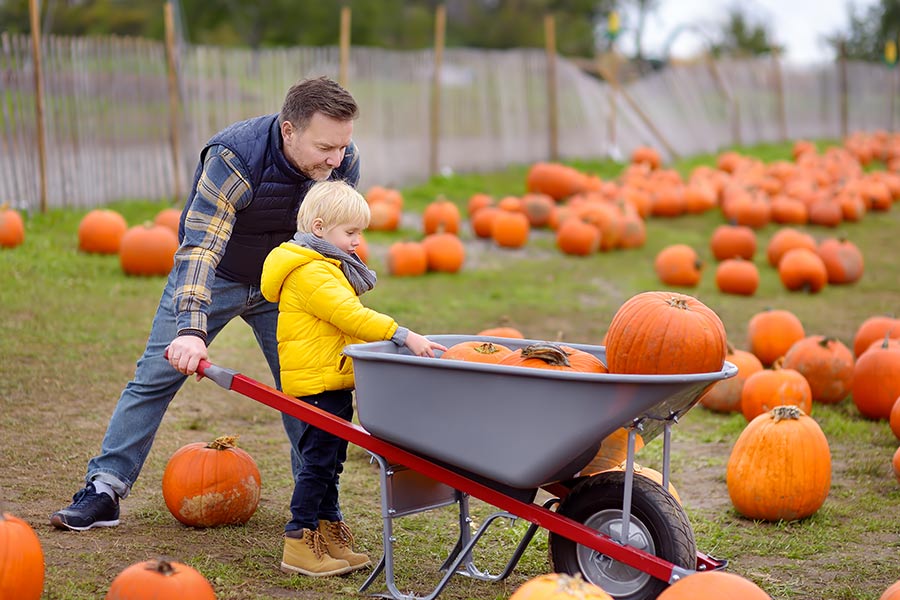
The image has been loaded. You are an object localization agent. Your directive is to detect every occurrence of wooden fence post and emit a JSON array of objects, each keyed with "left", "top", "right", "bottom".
[
  {"left": 839, "top": 41, "right": 848, "bottom": 139},
  {"left": 706, "top": 55, "right": 741, "bottom": 147},
  {"left": 28, "top": 0, "right": 47, "bottom": 213},
  {"left": 772, "top": 49, "right": 787, "bottom": 141},
  {"left": 429, "top": 3, "right": 445, "bottom": 178},
  {"left": 339, "top": 5, "right": 351, "bottom": 89},
  {"left": 544, "top": 14, "right": 559, "bottom": 162},
  {"left": 164, "top": 1, "right": 183, "bottom": 203}
]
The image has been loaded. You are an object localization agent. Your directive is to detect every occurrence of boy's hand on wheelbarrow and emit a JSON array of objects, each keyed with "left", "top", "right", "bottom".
[
  {"left": 405, "top": 332, "right": 448, "bottom": 358},
  {"left": 165, "top": 335, "right": 209, "bottom": 379}
]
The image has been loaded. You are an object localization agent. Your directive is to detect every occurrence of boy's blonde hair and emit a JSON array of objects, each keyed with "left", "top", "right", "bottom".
[{"left": 296, "top": 180, "right": 370, "bottom": 233}]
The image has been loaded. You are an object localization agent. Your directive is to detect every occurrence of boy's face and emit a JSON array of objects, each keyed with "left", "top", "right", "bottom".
[
  {"left": 315, "top": 219, "right": 365, "bottom": 256},
  {"left": 281, "top": 112, "right": 353, "bottom": 181}
]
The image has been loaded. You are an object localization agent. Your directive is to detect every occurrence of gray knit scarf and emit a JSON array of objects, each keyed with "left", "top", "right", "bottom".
[{"left": 291, "top": 232, "right": 377, "bottom": 296}]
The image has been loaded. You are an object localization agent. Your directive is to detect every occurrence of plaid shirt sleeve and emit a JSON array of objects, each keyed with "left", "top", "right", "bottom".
[{"left": 172, "top": 146, "right": 252, "bottom": 341}]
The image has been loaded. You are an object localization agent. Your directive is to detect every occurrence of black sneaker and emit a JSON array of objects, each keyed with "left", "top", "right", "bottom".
[{"left": 50, "top": 483, "right": 120, "bottom": 531}]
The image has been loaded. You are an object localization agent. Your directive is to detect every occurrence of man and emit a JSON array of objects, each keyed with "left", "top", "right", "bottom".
[{"left": 50, "top": 76, "right": 360, "bottom": 535}]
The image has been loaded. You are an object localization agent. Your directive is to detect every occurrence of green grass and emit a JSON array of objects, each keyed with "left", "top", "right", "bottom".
[{"left": 2, "top": 140, "right": 899, "bottom": 599}]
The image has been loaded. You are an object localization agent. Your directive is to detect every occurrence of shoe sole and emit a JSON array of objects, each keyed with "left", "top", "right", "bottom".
[
  {"left": 344, "top": 560, "right": 372, "bottom": 573},
  {"left": 50, "top": 515, "right": 120, "bottom": 531},
  {"left": 280, "top": 561, "right": 355, "bottom": 577}
]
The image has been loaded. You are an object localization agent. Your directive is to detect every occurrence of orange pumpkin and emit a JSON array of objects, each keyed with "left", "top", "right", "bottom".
[
  {"left": 604, "top": 461, "right": 682, "bottom": 504},
  {"left": 440, "top": 341, "right": 512, "bottom": 364},
  {"left": 747, "top": 308, "right": 805, "bottom": 367},
  {"left": 119, "top": 223, "right": 179, "bottom": 276},
  {"left": 727, "top": 405, "right": 831, "bottom": 521},
  {"left": 153, "top": 207, "right": 182, "bottom": 235},
  {"left": 421, "top": 232, "right": 465, "bottom": 273},
  {"left": 470, "top": 206, "right": 500, "bottom": 238},
  {"left": 782, "top": 336, "right": 854, "bottom": 404},
  {"left": 368, "top": 201, "right": 402, "bottom": 231},
  {"left": 890, "top": 397, "right": 900, "bottom": 441},
  {"left": 766, "top": 227, "right": 817, "bottom": 267},
  {"left": 491, "top": 209, "right": 530, "bottom": 248},
  {"left": 466, "top": 193, "right": 494, "bottom": 217},
  {"left": 387, "top": 241, "right": 427, "bottom": 277},
  {"left": 555, "top": 217, "right": 600, "bottom": 256},
  {"left": 0, "top": 512, "right": 44, "bottom": 600},
  {"left": 657, "top": 570, "right": 770, "bottom": 599},
  {"left": 851, "top": 337, "right": 900, "bottom": 420},
  {"left": 580, "top": 427, "right": 646, "bottom": 475},
  {"left": 741, "top": 359, "right": 813, "bottom": 421},
  {"left": 631, "top": 145, "right": 661, "bottom": 169},
  {"left": 852, "top": 315, "right": 900, "bottom": 358},
  {"left": 477, "top": 326, "right": 524, "bottom": 339},
  {"left": 893, "top": 449, "right": 900, "bottom": 486},
  {"left": 162, "top": 436, "right": 261, "bottom": 528},
  {"left": 778, "top": 247, "right": 828, "bottom": 293},
  {"left": 605, "top": 291, "right": 726, "bottom": 375},
  {"left": 520, "top": 193, "right": 556, "bottom": 227},
  {"left": 709, "top": 223, "right": 756, "bottom": 261},
  {"left": 499, "top": 342, "right": 607, "bottom": 373},
  {"left": 422, "top": 197, "right": 460, "bottom": 235},
  {"left": 525, "top": 162, "right": 585, "bottom": 201},
  {"left": 654, "top": 244, "right": 702, "bottom": 287},
  {"left": 105, "top": 559, "right": 215, "bottom": 600},
  {"left": 509, "top": 573, "right": 612, "bottom": 600},
  {"left": 700, "top": 344, "right": 764, "bottom": 413},
  {"left": 355, "top": 233, "right": 369, "bottom": 264},
  {"left": 715, "top": 258, "right": 759, "bottom": 296},
  {"left": 816, "top": 237, "right": 863, "bottom": 284},
  {"left": 0, "top": 205, "right": 25, "bottom": 249},
  {"left": 78, "top": 209, "right": 129, "bottom": 254}
]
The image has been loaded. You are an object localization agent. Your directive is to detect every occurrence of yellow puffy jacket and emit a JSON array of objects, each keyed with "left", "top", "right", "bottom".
[{"left": 260, "top": 242, "right": 398, "bottom": 397}]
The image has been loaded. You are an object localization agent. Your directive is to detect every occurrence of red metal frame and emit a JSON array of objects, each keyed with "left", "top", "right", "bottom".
[{"left": 198, "top": 360, "right": 722, "bottom": 582}]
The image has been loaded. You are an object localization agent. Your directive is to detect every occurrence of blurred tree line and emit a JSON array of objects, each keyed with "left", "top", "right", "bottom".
[
  {"left": 833, "top": 0, "right": 900, "bottom": 62},
  {"left": 0, "top": 0, "right": 614, "bottom": 57}
]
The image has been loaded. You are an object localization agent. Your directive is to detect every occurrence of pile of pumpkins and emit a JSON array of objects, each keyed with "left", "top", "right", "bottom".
[{"left": 77, "top": 207, "right": 180, "bottom": 276}]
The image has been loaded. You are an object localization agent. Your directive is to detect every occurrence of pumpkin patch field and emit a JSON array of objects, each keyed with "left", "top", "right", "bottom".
[{"left": 2, "top": 140, "right": 899, "bottom": 599}]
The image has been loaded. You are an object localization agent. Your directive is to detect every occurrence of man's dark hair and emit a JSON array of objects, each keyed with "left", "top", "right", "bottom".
[{"left": 279, "top": 76, "right": 358, "bottom": 130}]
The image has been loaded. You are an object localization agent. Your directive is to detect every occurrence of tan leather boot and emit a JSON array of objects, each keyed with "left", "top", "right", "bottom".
[
  {"left": 318, "top": 520, "right": 372, "bottom": 572},
  {"left": 281, "top": 528, "right": 352, "bottom": 577}
]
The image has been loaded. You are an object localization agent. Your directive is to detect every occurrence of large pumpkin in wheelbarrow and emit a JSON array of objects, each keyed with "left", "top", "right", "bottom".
[{"left": 604, "top": 291, "right": 727, "bottom": 375}]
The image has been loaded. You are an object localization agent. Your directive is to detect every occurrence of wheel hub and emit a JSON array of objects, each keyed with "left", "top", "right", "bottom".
[{"left": 576, "top": 509, "right": 656, "bottom": 596}]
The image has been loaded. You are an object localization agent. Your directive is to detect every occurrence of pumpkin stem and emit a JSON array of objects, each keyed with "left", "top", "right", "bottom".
[
  {"left": 520, "top": 342, "right": 572, "bottom": 366},
  {"left": 771, "top": 405, "right": 804, "bottom": 422},
  {"left": 145, "top": 559, "right": 177, "bottom": 576},
  {"left": 664, "top": 296, "right": 690, "bottom": 311},
  {"left": 771, "top": 356, "right": 785, "bottom": 370},
  {"left": 473, "top": 342, "right": 503, "bottom": 355},
  {"left": 207, "top": 435, "right": 239, "bottom": 450}
]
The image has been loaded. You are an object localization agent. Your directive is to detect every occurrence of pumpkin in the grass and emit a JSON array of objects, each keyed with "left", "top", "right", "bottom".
[
  {"left": 162, "top": 436, "right": 261, "bottom": 527},
  {"left": 580, "top": 427, "right": 645, "bottom": 475},
  {"left": 782, "top": 336, "right": 854, "bottom": 405},
  {"left": 715, "top": 258, "right": 759, "bottom": 296},
  {"left": 441, "top": 341, "right": 512, "bottom": 364},
  {"left": 119, "top": 223, "right": 179, "bottom": 276},
  {"left": 387, "top": 241, "right": 427, "bottom": 277},
  {"left": 153, "top": 207, "right": 182, "bottom": 235},
  {"left": 604, "top": 291, "right": 726, "bottom": 375},
  {"left": 740, "top": 358, "right": 813, "bottom": 421},
  {"left": 422, "top": 197, "right": 461, "bottom": 235},
  {"left": 78, "top": 208, "right": 129, "bottom": 254},
  {"left": 709, "top": 223, "right": 756, "bottom": 261},
  {"left": 477, "top": 326, "right": 524, "bottom": 339},
  {"left": 657, "top": 570, "right": 770, "bottom": 599},
  {"left": 852, "top": 315, "right": 900, "bottom": 357},
  {"left": 778, "top": 247, "right": 828, "bottom": 293},
  {"left": 882, "top": 579, "right": 900, "bottom": 600},
  {"left": 653, "top": 244, "right": 702, "bottom": 287},
  {"left": 851, "top": 337, "right": 900, "bottom": 420},
  {"left": 890, "top": 397, "right": 900, "bottom": 441},
  {"left": 727, "top": 405, "right": 831, "bottom": 521},
  {"left": 700, "top": 344, "right": 763, "bottom": 413},
  {"left": 491, "top": 209, "right": 530, "bottom": 248},
  {"left": 816, "top": 237, "right": 863, "bottom": 284},
  {"left": 422, "top": 232, "right": 465, "bottom": 273},
  {"left": 0, "top": 512, "right": 44, "bottom": 600},
  {"left": 499, "top": 342, "right": 607, "bottom": 373},
  {"left": 0, "top": 205, "right": 25, "bottom": 249},
  {"left": 509, "top": 573, "right": 612, "bottom": 600},
  {"left": 747, "top": 308, "right": 805, "bottom": 367},
  {"left": 105, "top": 559, "right": 215, "bottom": 600},
  {"left": 893, "top": 447, "right": 900, "bottom": 485},
  {"left": 555, "top": 217, "right": 600, "bottom": 256}
]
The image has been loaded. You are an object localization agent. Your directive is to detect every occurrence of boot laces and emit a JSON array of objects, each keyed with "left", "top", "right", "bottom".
[
  {"left": 305, "top": 529, "right": 329, "bottom": 559},
  {"left": 327, "top": 521, "right": 354, "bottom": 548}
]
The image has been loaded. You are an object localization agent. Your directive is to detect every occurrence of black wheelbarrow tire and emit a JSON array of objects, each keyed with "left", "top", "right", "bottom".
[{"left": 549, "top": 470, "right": 696, "bottom": 600}]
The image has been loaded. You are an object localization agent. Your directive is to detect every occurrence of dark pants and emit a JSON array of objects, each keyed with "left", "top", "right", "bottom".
[{"left": 286, "top": 389, "right": 353, "bottom": 532}]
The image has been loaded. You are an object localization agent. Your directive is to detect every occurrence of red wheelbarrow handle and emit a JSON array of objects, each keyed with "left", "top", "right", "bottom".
[{"left": 193, "top": 358, "right": 721, "bottom": 583}]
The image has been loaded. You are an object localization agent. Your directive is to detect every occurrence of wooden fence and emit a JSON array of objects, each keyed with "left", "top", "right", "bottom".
[{"left": 1, "top": 29, "right": 897, "bottom": 213}]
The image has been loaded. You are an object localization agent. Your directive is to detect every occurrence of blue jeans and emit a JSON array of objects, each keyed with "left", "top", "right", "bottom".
[
  {"left": 86, "top": 270, "right": 307, "bottom": 504},
  {"left": 285, "top": 389, "right": 353, "bottom": 533}
]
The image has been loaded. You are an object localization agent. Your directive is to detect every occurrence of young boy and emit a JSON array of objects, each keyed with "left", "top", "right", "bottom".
[{"left": 260, "top": 180, "right": 446, "bottom": 577}]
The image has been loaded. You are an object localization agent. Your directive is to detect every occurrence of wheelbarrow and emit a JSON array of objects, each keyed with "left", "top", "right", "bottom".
[{"left": 195, "top": 334, "right": 736, "bottom": 600}]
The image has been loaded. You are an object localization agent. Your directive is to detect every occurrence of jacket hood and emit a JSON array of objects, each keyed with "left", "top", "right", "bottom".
[{"left": 261, "top": 242, "right": 339, "bottom": 303}]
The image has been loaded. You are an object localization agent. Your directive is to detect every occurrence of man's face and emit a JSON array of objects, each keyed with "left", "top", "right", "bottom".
[{"left": 281, "top": 112, "right": 353, "bottom": 181}]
